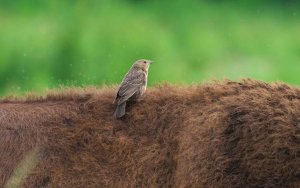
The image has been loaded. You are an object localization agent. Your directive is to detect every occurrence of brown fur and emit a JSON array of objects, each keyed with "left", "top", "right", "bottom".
[{"left": 1, "top": 79, "right": 300, "bottom": 188}]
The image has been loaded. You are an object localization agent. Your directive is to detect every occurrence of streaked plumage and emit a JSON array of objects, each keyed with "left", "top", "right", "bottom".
[{"left": 114, "top": 59, "right": 152, "bottom": 118}]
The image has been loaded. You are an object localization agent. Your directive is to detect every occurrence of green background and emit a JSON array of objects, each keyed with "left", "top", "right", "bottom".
[{"left": 1, "top": 0, "right": 300, "bottom": 96}]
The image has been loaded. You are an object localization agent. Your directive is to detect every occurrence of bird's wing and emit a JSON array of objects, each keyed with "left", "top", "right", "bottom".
[{"left": 116, "top": 70, "right": 146, "bottom": 104}]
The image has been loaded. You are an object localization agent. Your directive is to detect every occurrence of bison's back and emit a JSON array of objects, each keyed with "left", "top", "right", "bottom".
[{"left": 1, "top": 80, "right": 300, "bottom": 188}]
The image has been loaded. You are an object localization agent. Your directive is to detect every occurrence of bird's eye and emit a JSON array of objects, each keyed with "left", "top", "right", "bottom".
[{"left": 143, "top": 61, "right": 147, "bottom": 64}]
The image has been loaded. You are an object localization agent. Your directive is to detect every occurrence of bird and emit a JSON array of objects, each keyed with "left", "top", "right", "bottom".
[{"left": 114, "top": 59, "right": 153, "bottom": 118}]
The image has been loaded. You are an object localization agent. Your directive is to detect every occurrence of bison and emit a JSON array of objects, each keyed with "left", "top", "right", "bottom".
[{"left": 1, "top": 79, "right": 300, "bottom": 188}]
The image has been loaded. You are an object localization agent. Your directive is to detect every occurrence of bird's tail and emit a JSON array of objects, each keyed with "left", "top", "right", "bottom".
[{"left": 114, "top": 102, "right": 126, "bottom": 118}]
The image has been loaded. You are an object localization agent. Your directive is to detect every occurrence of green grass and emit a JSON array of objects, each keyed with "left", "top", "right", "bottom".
[{"left": 1, "top": 1, "right": 300, "bottom": 96}]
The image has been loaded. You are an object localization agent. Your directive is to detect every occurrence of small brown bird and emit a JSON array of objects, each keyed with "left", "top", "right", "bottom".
[{"left": 114, "top": 59, "right": 153, "bottom": 118}]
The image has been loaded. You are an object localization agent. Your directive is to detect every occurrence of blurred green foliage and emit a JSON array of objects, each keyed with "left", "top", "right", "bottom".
[{"left": 1, "top": 0, "right": 300, "bottom": 96}]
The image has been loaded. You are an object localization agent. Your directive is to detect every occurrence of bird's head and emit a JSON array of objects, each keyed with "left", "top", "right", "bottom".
[{"left": 133, "top": 59, "right": 153, "bottom": 72}]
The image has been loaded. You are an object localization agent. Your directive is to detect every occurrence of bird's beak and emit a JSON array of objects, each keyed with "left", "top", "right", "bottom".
[{"left": 149, "top": 61, "right": 154, "bottom": 64}]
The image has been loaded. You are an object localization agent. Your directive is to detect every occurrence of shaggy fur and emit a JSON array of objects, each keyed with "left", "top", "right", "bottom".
[{"left": 1, "top": 79, "right": 300, "bottom": 188}]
